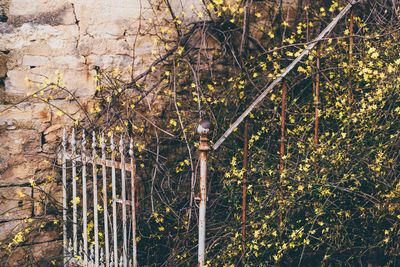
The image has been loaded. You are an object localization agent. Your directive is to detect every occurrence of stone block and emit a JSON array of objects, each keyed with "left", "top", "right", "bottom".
[
  {"left": 5, "top": 68, "right": 96, "bottom": 96},
  {"left": 22, "top": 55, "right": 50, "bottom": 67},
  {"left": 0, "top": 23, "right": 78, "bottom": 51},
  {"left": 9, "top": 0, "right": 76, "bottom": 26},
  {"left": 42, "top": 124, "right": 63, "bottom": 152},
  {"left": 4, "top": 69, "right": 33, "bottom": 95},
  {"left": 0, "top": 102, "right": 51, "bottom": 124},
  {"left": 0, "top": 160, "right": 41, "bottom": 183},
  {"left": 25, "top": 41, "right": 77, "bottom": 58},
  {"left": 0, "top": 220, "right": 20, "bottom": 242},
  {"left": 5, "top": 49, "right": 23, "bottom": 70},
  {"left": 0, "top": 51, "right": 7, "bottom": 78},
  {"left": 0, "top": 129, "right": 41, "bottom": 154},
  {"left": 78, "top": 36, "right": 131, "bottom": 56},
  {"left": 86, "top": 23, "right": 125, "bottom": 39},
  {"left": 73, "top": 0, "right": 145, "bottom": 25},
  {"left": 131, "top": 36, "right": 156, "bottom": 55},
  {"left": 52, "top": 55, "right": 82, "bottom": 69},
  {"left": 9, "top": 0, "right": 61, "bottom": 16},
  {"left": 0, "top": 22, "right": 14, "bottom": 35},
  {"left": 0, "top": 187, "right": 32, "bottom": 221}
]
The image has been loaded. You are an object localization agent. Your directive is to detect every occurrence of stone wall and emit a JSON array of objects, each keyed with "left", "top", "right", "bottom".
[{"left": 0, "top": 0, "right": 156, "bottom": 264}]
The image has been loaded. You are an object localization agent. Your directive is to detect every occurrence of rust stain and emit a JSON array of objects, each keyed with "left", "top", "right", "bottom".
[{"left": 39, "top": 108, "right": 50, "bottom": 121}]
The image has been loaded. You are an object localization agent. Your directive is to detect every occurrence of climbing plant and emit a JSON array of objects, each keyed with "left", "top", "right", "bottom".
[{"left": 4, "top": 0, "right": 400, "bottom": 265}]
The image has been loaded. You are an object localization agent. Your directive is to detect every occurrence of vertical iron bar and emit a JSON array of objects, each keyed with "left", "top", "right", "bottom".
[
  {"left": 241, "top": 119, "right": 248, "bottom": 262},
  {"left": 92, "top": 132, "right": 99, "bottom": 266},
  {"left": 79, "top": 241, "right": 83, "bottom": 265},
  {"left": 100, "top": 247, "right": 104, "bottom": 266},
  {"left": 279, "top": 81, "right": 287, "bottom": 224},
  {"left": 101, "top": 133, "right": 110, "bottom": 267},
  {"left": 68, "top": 238, "right": 72, "bottom": 260},
  {"left": 62, "top": 129, "right": 67, "bottom": 266},
  {"left": 71, "top": 128, "right": 77, "bottom": 255},
  {"left": 348, "top": 8, "right": 354, "bottom": 104},
  {"left": 315, "top": 45, "right": 321, "bottom": 146},
  {"left": 119, "top": 137, "right": 127, "bottom": 267},
  {"left": 90, "top": 246, "right": 94, "bottom": 266},
  {"left": 347, "top": 8, "right": 354, "bottom": 139},
  {"left": 129, "top": 138, "right": 137, "bottom": 267},
  {"left": 197, "top": 121, "right": 211, "bottom": 267},
  {"left": 82, "top": 131, "right": 88, "bottom": 265},
  {"left": 111, "top": 135, "right": 118, "bottom": 267}
]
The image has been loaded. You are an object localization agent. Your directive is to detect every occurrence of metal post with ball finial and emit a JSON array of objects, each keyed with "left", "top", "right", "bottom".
[{"left": 197, "top": 120, "right": 211, "bottom": 267}]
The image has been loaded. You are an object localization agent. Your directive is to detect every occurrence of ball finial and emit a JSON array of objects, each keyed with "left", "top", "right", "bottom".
[{"left": 197, "top": 120, "right": 212, "bottom": 135}]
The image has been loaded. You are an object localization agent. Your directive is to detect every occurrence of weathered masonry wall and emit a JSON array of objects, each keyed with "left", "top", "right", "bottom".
[{"left": 0, "top": 0, "right": 154, "bottom": 264}]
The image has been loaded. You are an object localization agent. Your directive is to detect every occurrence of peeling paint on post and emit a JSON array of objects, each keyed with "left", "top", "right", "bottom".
[
  {"left": 62, "top": 128, "right": 67, "bottom": 266},
  {"left": 279, "top": 81, "right": 287, "bottom": 225},
  {"left": 197, "top": 120, "right": 211, "bottom": 267},
  {"left": 129, "top": 138, "right": 138, "bottom": 267}
]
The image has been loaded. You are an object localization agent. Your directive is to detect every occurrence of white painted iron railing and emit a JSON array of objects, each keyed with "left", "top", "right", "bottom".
[{"left": 60, "top": 129, "right": 137, "bottom": 267}]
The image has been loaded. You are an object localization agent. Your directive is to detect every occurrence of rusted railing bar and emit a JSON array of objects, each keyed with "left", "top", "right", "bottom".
[
  {"left": 62, "top": 129, "right": 67, "bottom": 266},
  {"left": 129, "top": 138, "right": 138, "bottom": 267},
  {"left": 241, "top": 119, "right": 248, "bottom": 262},
  {"left": 58, "top": 153, "right": 134, "bottom": 172},
  {"left": 111, "top": 135, "right": 118, "bottom": 267},
  {"left": 119, "top": 137, "right": 128, "bottom": 267},
  {"left": 197, "top": 121, "right": 211, "bottom": 267},
  {"left": 92, "top": 132, "right": 99, "bottom": 266},
  {"left": 101, "top": 133, "right": 110, "bottom": 267},
  {"left": 71, "top": 128, "right": 77, "bottom": 255},
  {"left": 348, "top": 8, "right": 354, "bottom": 103},
  {"left": 315, "top": 45, "right": 321, "bottom": 146},
  {"left": 279, "top": 81, "right": 287, "bottom": 224},
  {"left": 81, "top": 131, "right": 88, "bottom": 265}
]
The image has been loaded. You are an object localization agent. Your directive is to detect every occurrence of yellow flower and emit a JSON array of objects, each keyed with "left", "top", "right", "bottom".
[
  {"left": 113, "top": 67, "right": 119, "bottom": 75},
  {"left": 29, "top": 178, "right": 36, "bottom": 186}
]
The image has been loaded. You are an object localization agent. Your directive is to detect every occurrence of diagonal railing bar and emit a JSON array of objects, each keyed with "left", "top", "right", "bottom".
[{"left": 212, "top": 0, "right": 359, "bottom": 150}]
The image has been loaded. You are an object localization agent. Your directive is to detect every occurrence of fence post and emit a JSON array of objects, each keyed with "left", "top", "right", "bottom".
[
  {"left": 101, "top": 133, "right": 110, "bottom": 267},
  {"left": 110, "top": 135, "right": 118, "bottom": 267},
  {"left": 62, "top": 129, "right": 67, "bottom": 266},
  {"left": 279, "top": 80, "right": 287, "bottom": 225},
  {"left": 92, "top": 132, "right": 99, "bottom": 266},
  {"left": 129, "top": 138, "right": 138, "bottom": 267},
  {"left": 81, "top": 131, "right": 88, "bottom": 265},
  {"left": 119, "top": 137, "right": 128, "bottom": 267},
  {"left": 71, "top": 128, "right": 77, "bottom": 256},
  {"left": 197, "top": 120, "right": 211, "bottom": 267}
]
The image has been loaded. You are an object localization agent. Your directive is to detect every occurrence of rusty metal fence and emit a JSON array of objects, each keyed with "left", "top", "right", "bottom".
[
  {"left": 59, "top": 129, "right": 137, "bottom": 267},
  {"left": 57, "top": 2, "right": 357, "bottom": 266}
]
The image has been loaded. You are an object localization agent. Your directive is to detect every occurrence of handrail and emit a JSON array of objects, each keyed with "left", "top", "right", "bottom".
[{"left": 212, "top": 0, "right": 360, "bottom": 150}]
